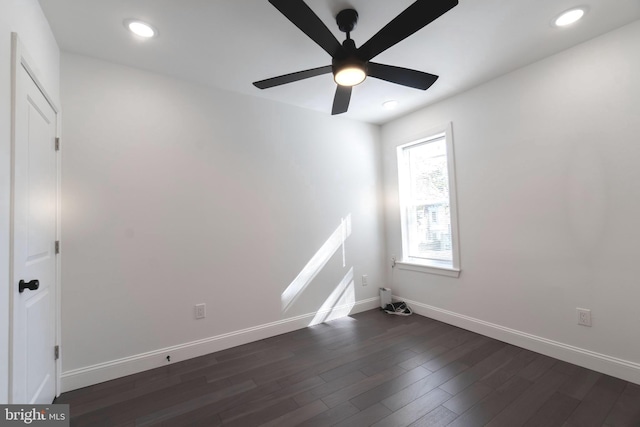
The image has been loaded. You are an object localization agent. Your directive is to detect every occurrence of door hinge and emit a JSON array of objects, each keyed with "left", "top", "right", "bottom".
[
  {"left": 55, "top": 137, "right": 60, "bottom": 151},
  {"left": 55, "top": 240, "right": 60, "bottom": 254},
  {"left": 55, "top": 345, "right": 60, "bottom": 360}
]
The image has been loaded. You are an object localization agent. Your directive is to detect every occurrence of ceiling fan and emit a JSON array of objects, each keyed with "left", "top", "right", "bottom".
[{"left": 253, "top": 0, "right": 459, "bottom": 115}]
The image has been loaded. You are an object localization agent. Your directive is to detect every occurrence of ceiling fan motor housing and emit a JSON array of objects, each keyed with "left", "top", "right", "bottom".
[{"left": 336, "top": 9, "right": 359, "bottom": 33}]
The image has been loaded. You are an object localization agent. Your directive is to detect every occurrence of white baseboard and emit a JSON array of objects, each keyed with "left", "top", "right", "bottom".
[
  {"left": 60, "top": 297, "right": 379, "bottom": 393},
  {"left": 399, "top": 296, "right": 640, "bottom": 385}
]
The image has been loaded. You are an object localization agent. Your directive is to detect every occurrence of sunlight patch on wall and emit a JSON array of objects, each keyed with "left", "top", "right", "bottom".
[
  {"left": 281, "top": 214, "right": 352, "bottom": 314},
  {"left": 309, "top": 267, "right": 355, "bottom": 326}
]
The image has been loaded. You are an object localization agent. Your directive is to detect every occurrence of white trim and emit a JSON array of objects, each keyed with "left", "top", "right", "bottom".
[
  {"left": 54, "top": 112, "right": 62, "bottom": 399},
  {"left": 395, "top": 261, "right": 461, "bottom": 278},
  {"left": 399, "top": 296, "right": 640, "bottom": 385},
  {"left": 396, "top": 122, "right": 461, "bottom": 274},
  {"left": 60, "top": 297, "right": 380, "bottom": 392}
]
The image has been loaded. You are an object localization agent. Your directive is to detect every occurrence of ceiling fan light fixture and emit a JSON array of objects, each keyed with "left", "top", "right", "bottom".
[
  {"left": 334, "top": 65, "right": 366, "bottom": 87},
  {"left": 554, "top": 8, "right": 585, "bottom": 27}
]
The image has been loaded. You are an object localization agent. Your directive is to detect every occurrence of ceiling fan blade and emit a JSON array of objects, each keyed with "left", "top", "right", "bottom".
[
  {"left": 332, "top": 85, "right": 352, "bottom": 115},
  {"left": 253, "top": 65, "right": 332, "bottom": 89},
  {"left": 358, "top": 0, "right": 458, "bottom": 61},
  {"left": 269, "top": 0, "right": 343, "bottom": 58},
  {"left": 368, "top": 63, "right": 438, "bottom": 90}
]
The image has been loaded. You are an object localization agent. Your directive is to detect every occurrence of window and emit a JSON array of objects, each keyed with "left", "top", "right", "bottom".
[{"left": 397, "top": 123, "right": 460, "bottom": 277}]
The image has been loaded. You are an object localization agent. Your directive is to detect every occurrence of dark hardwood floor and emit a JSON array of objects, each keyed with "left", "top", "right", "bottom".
[{"left": 55, "top": 309, "right": 640, "bottom": 426}]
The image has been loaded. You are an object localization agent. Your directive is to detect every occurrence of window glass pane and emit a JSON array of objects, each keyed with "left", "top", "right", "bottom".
[{"left": 405, "top": 138, "right": 452, "bottom": 262}]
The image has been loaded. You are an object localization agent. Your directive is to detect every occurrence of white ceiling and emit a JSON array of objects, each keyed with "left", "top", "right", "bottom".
[{"left": 39, "top": 0, "right": 640, "bottom": 124}]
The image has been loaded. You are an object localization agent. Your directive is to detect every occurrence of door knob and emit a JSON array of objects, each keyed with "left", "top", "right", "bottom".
[{"left": 19, "top": 279, "right": 39, "bottom": 293}]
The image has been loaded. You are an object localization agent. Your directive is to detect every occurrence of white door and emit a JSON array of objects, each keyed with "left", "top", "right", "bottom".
[{"left": 11, "top": 37, "right": 59, "bottom": 404}]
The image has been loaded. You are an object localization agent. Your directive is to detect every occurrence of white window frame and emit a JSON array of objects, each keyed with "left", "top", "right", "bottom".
[{"left": 396, "top": 123, "right": 461, "bottom": 278}]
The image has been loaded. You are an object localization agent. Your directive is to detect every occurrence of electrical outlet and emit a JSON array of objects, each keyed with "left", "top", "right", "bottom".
[
  {"left": 195, "top": 303, "right": 206, "bottom": 319},
  {"left": 362, "top": 275, "right": 368, "bottom": 286},
  {"left": 577, "top": 308, "right": 591, "bottom": 326}
]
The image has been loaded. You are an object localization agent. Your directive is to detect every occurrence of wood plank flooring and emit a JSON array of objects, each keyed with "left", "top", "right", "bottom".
[{"left": 55, "top": 309, "right": 640, "bottom": 426}]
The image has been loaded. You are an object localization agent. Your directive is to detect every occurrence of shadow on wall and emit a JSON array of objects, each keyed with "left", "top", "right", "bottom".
[{"left": 281, "top": 215, "right": 353, "bottom": 318}]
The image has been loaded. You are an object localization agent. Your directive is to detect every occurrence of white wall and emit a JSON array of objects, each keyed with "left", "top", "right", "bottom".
[
  {"left": 59, "top": 53, "right": 384, "bottom": 390},
  {"left": 0, "top": 0, "right": 60, "bottom": 404},
  {"left": 382, "top": 20, "right": 640, "bottom": 382}
]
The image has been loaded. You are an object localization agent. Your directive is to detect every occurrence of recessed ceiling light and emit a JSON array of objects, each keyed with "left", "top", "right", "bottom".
[
  {"left": 383, "top": 100, "right": 399, "bottom": 110},
  {"left": 124, "top": 20, "right": 157, "bottom": 38},
  {"left": 554, "top": 8, "right": 585, "bottom": 27}
]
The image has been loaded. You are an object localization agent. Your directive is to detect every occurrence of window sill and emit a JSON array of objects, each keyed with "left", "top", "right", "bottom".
[{"left": 395, "top": 260, "right": 461, "bottom": 278}]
